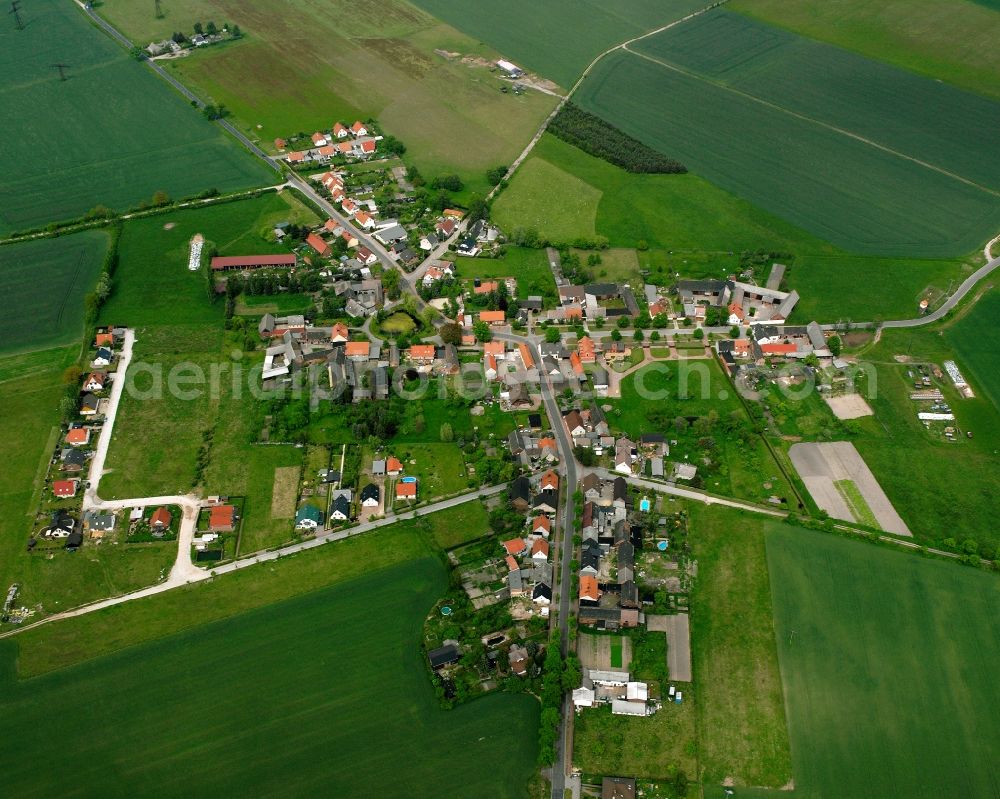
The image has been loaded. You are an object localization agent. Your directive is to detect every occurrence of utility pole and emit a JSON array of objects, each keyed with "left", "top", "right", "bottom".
[
  {"left": 52, "top": 63, "right": 71, "bottom": 82},
  {"left": 9, "top": 0, "right": 23, "bottom": 30}
]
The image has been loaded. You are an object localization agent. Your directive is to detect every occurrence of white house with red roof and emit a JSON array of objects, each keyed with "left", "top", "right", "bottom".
[
  {"left": 333, "top": 122, "right": 349, "bottom": 138},
  {"left": 351, "top": 121, "right": 368, "bottom": 136},
  {"left": 312, "top": 132, "right": 329, "bottom": 147},
  {"left": 357, "top": 246, "right": 378, "bottom": 266}
]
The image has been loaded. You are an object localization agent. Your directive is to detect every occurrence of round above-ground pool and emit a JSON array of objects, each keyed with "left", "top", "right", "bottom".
[
  {"left": 657, "top": 540, "right": 669, "bottom": 551},
  {"left": 441, "top": 606, "right": 452, "bottom": 616}
]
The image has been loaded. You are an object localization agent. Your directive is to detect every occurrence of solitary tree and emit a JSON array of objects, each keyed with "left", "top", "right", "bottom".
[
  {"left": 473, "top": 320, "right": 492, "bottom": 343},
  {"left": 828, "top": 335, "right": 842, "bottom": 356},
  {"left": 544, "top": 326, "right": 562, "bottom": 344},
  {"left": 193, "top": 21, "right": 203, "bottom": 34}
]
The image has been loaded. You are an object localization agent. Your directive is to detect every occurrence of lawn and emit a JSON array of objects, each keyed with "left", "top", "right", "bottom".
[
  {"left": 766, "top": 526, "right": 1000, "bottom": 798},
  {"left": 609, "top": 359, "right": 742, "bottom": 439},
  {"left": 731, "top": 0, "right": 1000, "bottom": 103},
  {"left": 426, "top": 500, "right": 491, "bottom": 549},
  {"left": 392, "top": 443, "right": 469, "bottom": 501},
  {"left": 0, "top": 0, "right": 272, "bottom": 235},
  {"left": 495, "top": 135, "right": 833, "bottom": 254},
  {"left": 453, "top": 247, "right": 558, "bottom": 305},
  {"left": 576, "top": 248, "right": 642, "bottom": 287},
  {"left": 688, "top": 505, "right": 791, "bottom": 788},
  {"left": 411, "top": 0, "right": 707, "bottom": 88},
  {"left": 97, "top": 0, "right": 556, "bottom": 200},
  {"left": 236, "top": 292, "right": 314, "bottom": 315},
  {"left": 1, "top": 557, "right": 540, "bottom": 798},
  {"left": 576, "top": 12, "right": 1000, "bottom": 257},
  {"left": 850, "top": 324, "right": 1000, "bottom": 547},
  {"left": 0, "top": 232, "right": 109, "bottom": 355}
]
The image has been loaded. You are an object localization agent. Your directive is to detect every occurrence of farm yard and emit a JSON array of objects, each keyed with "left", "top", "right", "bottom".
[
  {"left": 0, "top": 232, "right": 109, "bottom": 355},
  {"left": 0, "top": 557, "right": 540, "bottom": 798},
  {"left": 731, "top": 0, "right": 1000, "bottom": 103},
  {"left": 96, "top": 0, "right": 556, "bottom": 200},
  {"left": 0, "top": 0, "right": 273, "bottom": 235},
  {"left": 766, "top": 526, "right": 1000, "bottom": 799},
  {"left": 576, "top": 10, "right": 1000, "bottom": 257}
]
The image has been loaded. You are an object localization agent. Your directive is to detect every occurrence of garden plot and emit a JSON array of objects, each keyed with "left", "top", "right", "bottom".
[{"left": 789, "top": 441, "right": 911, "bottom": 535}]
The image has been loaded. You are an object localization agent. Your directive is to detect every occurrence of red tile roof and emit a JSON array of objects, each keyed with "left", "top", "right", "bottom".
[
  {"left": 361, "top": 140, "right": 376, "bottom": 153},
  {"left": 540, "top": 470, "right": 559, "bottom": 490},
  {"left": 518, "top": 343, "right": 535, "bottom": 369},
  {"left": 479, "top": 310, "right": 505, "bottom": 324},
  {"left": 443, "top": 209, "right": 464, "bottom": 220},
  {"left": 474, "top": 281, "right": 499, "bottom": 295},
  {"left": 66, "top": 428, "right": 89, "bottom": 446},
  {"left": 52, "top": 479, "right": 77, "bottom": 498},
  {"left": 409, "top": 345, "right": 435, "bottom": 361},
  {"left": 150, "top": 507, "right": 172, "bottom": 528},
  {"left": 331, "top": 322, "right": 349, "bottom": 341},
  {"left": 483, "top": 341, "right": 505, "bottom": 357},
  {"left": 503, "top": 538, "right": 526, "bottom": 555},
  {"left": 351, "top": 121, "right": 367, "bottom": 134},
  {"left": 274, "top": 138, "right": 286, "bottom": 150},
  {"left": 580, "top": 575, "right": 601, "bottom": 601},
  {"left": 387, "top": 456, "right": 403, "bottom": 473},
  {"left": 345, "top": 341, "right": 370, "bottom": 358},
  {"left": 531, "top": 538, "right": 549, "bottom": 558},
  {"left": 306, "top": 232, "right": 330, "bottom": 256},
  {"left": 396, "top": 481, "right": 417, "bottom": 498},
  {"left": 505, "top": 555, "right": 519, "bottom": 572},
  {"left": 533, "top": 515, "right": 551, "bottom": 533},
  {"left": 209, "top": 505, "right": 236, "bottom": 530},
  {"left": 569, "top": 351, "right": 584, "bottom": 376}
]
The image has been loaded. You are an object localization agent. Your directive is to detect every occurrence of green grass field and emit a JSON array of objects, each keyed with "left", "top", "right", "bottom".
[
  {"left": 575, "top": 15, "right": 1000, "bottom": 257},
  {"left": 0, "top": 0, "right": 272, "bottom": 234},
  {"left": 852, "top": 323, "right": 1000, "bottom": 546},
  {"left": 786, "top": 254, "right": 975, "bottom": 323},
  {"left": 0, "top": 232, "right": 108, "bottom": 355},
  {"left": 97, "top": 0, "right": 555, "bottom": 199},
  {"left": 411, "top": 0, "right": 706, "bottom": 88},
  {"left": 1, "top": 557, "right": 540, "bottom": 798},
  {"left": 426, "top": 500, "right": 491, "bottom": 549},
  {"left": 689, "top": 505, "right": 791, "bottom": 788},
  {"left": 731, "top": 0, "right": 1000, "bottom": 103},
  {"left": 946, "top": 289, "right": 1000, "bottom": 412},
  {"left": 767, "top": 526, "right": 1000, "bottom": 798},
  {"left": 834, "top": 479, "right": 880, "bottom": 529},
  {"left": 493, "top": 135, "right": 833, "bottom": 254}
]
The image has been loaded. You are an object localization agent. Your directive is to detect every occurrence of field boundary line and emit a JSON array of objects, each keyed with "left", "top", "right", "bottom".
[{"left": 621, "top": 45, "right": 1000, "bottom": 199}]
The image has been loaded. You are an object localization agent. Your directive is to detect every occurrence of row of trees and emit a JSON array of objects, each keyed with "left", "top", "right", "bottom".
[{"left": 548, "top": 103, "right": 687, "bottom": 174}]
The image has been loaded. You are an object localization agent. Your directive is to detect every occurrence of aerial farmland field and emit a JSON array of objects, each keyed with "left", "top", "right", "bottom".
[
  {"left": 767, "top": 526, "right": 1000, "bottom": 798},
  {"left": 0, "top": 0, "right": 273, "bottom": 235},
  {"left": 95, "top": 0, "right": 556, "bottom": 199},
  {"left": 0, "top": 232, "right": 108, "bottom": 355},
  {"left": 946, "top": 290, "right": 1000, "bottom": 412},
  {"left": 575, "top": 11, "right": 1000, "bottom": 257},
  {"left": 0, "top": 558, "right": 540, "bottom": 798},
  {"left": 731, "top": 0, "right": 1000, "bottom": 102},
  {"left": 411, "top": 0, "right": 706, "bottom": 88}
]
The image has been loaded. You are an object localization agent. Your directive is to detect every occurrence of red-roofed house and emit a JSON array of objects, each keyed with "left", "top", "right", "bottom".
[
  {"left": 341, "top": 198, "right": 357, "bottom": 215},
  {"left": 52, "top": 479, "right": 77, "bottom": 498},
  {"left": 396, "top": 481, "right": 417, "bottom": 500},
  {"left": 518, "top": 343, "right": 535, "bottom": 369},
  {"left": 386, "top": 456, "right": 403, "bottom": 476},
  {"left": 351, "top": 121, "right": 368, "bottom": 136},
  {"left": 540, "top": 470, "right": 559, "bottom": 491},
  {"left": 318, "top": 144, "right": 336, "bottom": 158},
  {"left": 83, "top": 372, "right": 106, "bottom": 392},
  {"left": 331, "top": 322, "right": 349, "bottom": 343},
  {"left": 66, "top": 428, "right": 90, "bottom": 447},
  {"left": 341, "top": 230, "right": 359, "bottom": 248},
  {"left": 287, "top": 151, "right": 306, "bottom": 163},
  {"left": 209, "top": 505, "right": 237, "bottom": 532},
  {"left": 150, "top": 506, "right": 172, "bottom": 529},
  {"left": 734, "top": 339, "right": 751, "bottom": 357},
  {"left": 505, "top": 555, "right": 520, "bottom": 572},
  {"left": 532, "top": 515, "right": 551, "bottom": 536},
  {"left": 274, "top": 138, "right": 286, "bottom": 150},
  {"left": 649, "top": 300, "right": 669, "bottom": 317},
  {"left": 485, "top": 354, "right": 499, "bottom": 381},
  {"left": 503, "top": 538, "right": 527, "bottom": 556},
  {"left": 345, "top": 341, "right": 370, "bottom": 360},
  {"left": 443, "top": 209, "right": 464, "bottom": 220},
  {"left": 435, "top": 219, "right": 456, "bottom": 237},
  {"left": 474, "top": 281, "right": 499, "bottom": 295},
  {"left": 312, "top": 132, "right": 328, "bottom": 147},
  {"left": 569, "top": 351, "right": 584, "bottom": 377},
  {"left": 580, "top": 575, "right": 601, "bottom": 602},
  {"left": 324, "top": 218, "right": 341, "bottom": 233},
  {"left": 480, "top": 310, "right": 505, "bottom": 326},
  {"left": 531, "top": 538, "right": 549, "bottom": 561},
  {"left": 333, "top": 122, "right": 348, "bottom": 138},
  {"left": 483, "top": 341, "right": 505, "bottom": 359},
  {"left": 354, "top": 210, "right": 375, "bottom": 230},
  {"left": 360, "top": 140, "right": 376, "bottom": 155},
  {"left": 409, "top": 344, "right": 436, "bottom": 364},
  {"left": 577, "top": 336, "right": 596, "bottom": 363},
  {"left": 95, "top": 332, "right": 114, "bottom": 347},
  {"left": 306, "top": 232, "right": 330, "bottom": 257}
]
